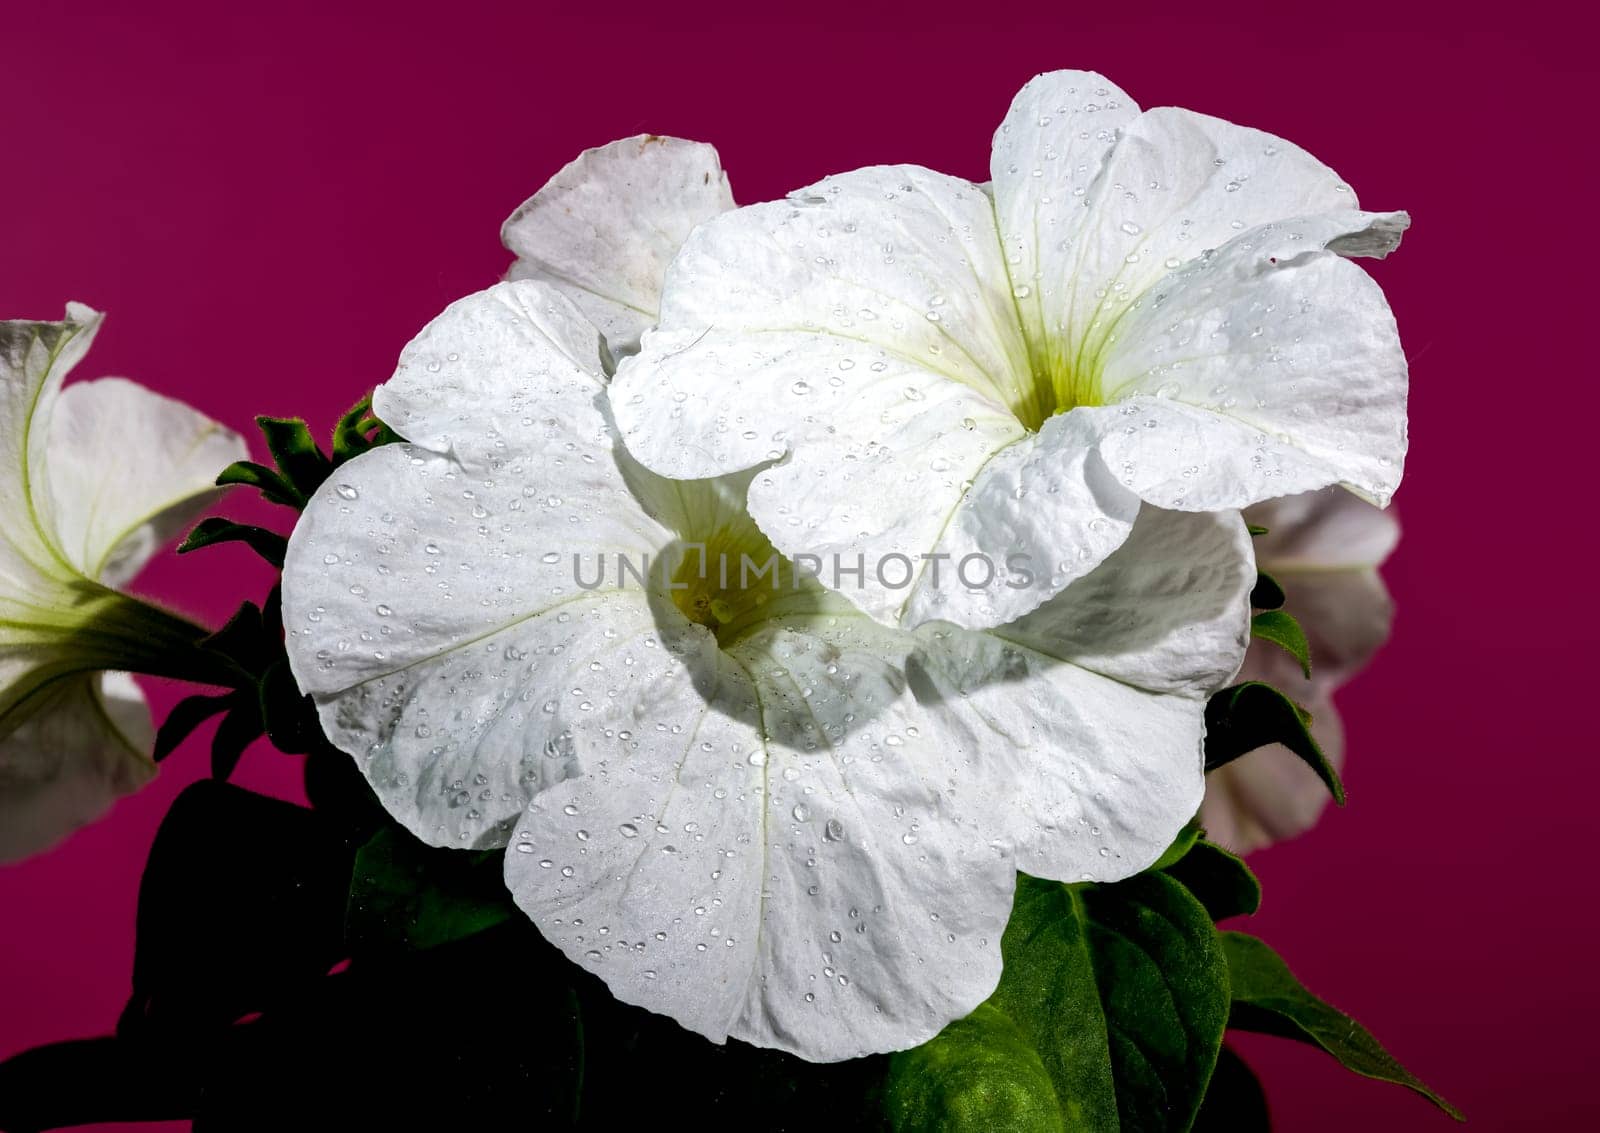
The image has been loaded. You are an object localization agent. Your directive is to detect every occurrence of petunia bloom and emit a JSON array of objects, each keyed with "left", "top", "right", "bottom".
[
  {"left": 1201, "top": 488, "right": 1399, "bottom": 853},
  {"left": 501, "top": 134, "right": 733, "bottom": 363},
  {"left": 280, "top": 280, "right": 1256, "bottom": 1059},
  {"left": 610, "top": 69, "right": 1409, "bottom": 629},
  {"left": 1, "top": 305, "right": 246, "bottom": 860}
]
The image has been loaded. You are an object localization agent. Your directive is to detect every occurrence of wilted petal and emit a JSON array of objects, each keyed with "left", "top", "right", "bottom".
[
  {"left": 503, "top": 135, "right": 734, "bottom": 358},
  {"left": 48, "top": 378, "right": 245, "bottom": 586},
  {"left": 0, "top": 672, "right": 153, "bottom": 862}
]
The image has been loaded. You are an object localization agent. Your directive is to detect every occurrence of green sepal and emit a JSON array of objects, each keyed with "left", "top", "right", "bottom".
[
  {"left": 151, "top": 692, "right": 234, "bottom": 763},
  {"left": 1152, "top": 817, "right": 1203, "bottom": 871},
  {"left": 216, "top": 460, "right": 304, "bottom": 509},
  {"left": 331, "top": 394, "right": 403, "bottom": 464},
  {"left": 209, "top": 690, "right": 263, "bottom": 780},
  {"left": 346, "top": 825, "right": 517, "bottom": 953},
  {"left": 201, "top": 601, "right": 274, "bottom": 674},
  {"left": 1162, "top": 840, "right": 1261, "bottom": 922},
  {"left": 1204, "top": 682, "right": 1345, "bottom": 806},
  {"left": 1222, "top": 933, "right": 1462, "bottom": 1121},
  {"left": 177, "top": 517, "right": 287, "bottom": 568},
  {"left": 257, "top": 660, "right": 318, "bottom": 755},
  {"left": 886, "top": 871, "right": 1229, "bottom": 1132},
  {"left": 1249, "top": 570, "right": 1286, "bottom": 611},
  {"left": 256, "top": 416, "right": 331, "bottom": 501},
  {"left": 1249, "top": 610, "right": 1311, "bottom": 678},
  {"left": 1246, "top": 524, "right": 1269, "bottom": 537}
]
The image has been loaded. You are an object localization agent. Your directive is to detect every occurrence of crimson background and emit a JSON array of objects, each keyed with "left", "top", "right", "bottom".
[{"left": 2, "top": 2, "right": 1593, "bottom": 1128}]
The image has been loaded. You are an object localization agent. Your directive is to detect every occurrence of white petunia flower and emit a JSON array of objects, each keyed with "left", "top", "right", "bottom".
[
  {"left": 0, "top": 305, "right": 247, "bottom": 861},
  {"left": 281, "top": 280, "right": 1255, "bottom": 1060},
  {"left": 501, "top": 134, "right": 734, "bottom": 363},
  {"left": 610, "top": 69, "right": 1409, "bottom": 630},
  {"left": 1201, "top": 488, "right": 1399, "bottom": 854}
]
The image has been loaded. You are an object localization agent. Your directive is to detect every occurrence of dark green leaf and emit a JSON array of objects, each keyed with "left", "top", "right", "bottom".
[
  {"left": 119, "top": 780, "right": 354, "bottom": 1042},
  {"left": 210, "top": 692, "right": 263, "bottom": 780},
  {"left": 152, "top": 692, "right": 234, "bottom": 762},
  {"left": 1163, "top": 840, "right": 1261, "bottom": 921},
  {"left": 1222, "top": 933, "right": 1462, "bottom": 1121},
  {"left": 886, "top": 1003, "right": 1065, "bottom": 1132},
  {"left": 1249, "top": 571, "right": 1285, "bottom": 611},
  {"left": 256, "top": 415, "right": 331, "bottom": 500},
  {"left": 216, "top": 459, "right": 304, "bottom": 508},
  {"left": 887, "top": 872, "right": 1229, "bottom": 1132},
  {"left": 1249, "top": 611, "right": 1311, "bottom": 678},
  {"left": 178, "top": 517, "right": 288, "bottom": 568},
  {"left": 1192, "top": 1047, "right": 1270, "bottom": 1132},
  {"left": 1203, "top": 683, "right": 1344, "bottom": 805},
  {"left": 346, "top": 825, "right": 517, "bottom": 953}
]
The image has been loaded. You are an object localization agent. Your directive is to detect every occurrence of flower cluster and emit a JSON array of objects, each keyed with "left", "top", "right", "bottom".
[{"left": 273, "top": 70, "right": 1409, "bottom": 1060}]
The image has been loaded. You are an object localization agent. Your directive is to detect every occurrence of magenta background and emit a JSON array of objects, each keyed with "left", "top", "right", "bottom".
[{"left": 1, "top": 2, "right": 1593, "bottom": 1128}]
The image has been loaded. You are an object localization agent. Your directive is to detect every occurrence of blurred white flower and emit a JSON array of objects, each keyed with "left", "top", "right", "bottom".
[
  {"left": 280, "top": 281, "right": 1255, "bottom": 1059},
  {"left": 1200, "top": 488, "right": 1399, "bottom": 853},
  {"left": 0, "top": 305, "right": 246, "bottom": 860},
  {"left": 611, "top": 69, "right": 1408, "bottom": 629}
]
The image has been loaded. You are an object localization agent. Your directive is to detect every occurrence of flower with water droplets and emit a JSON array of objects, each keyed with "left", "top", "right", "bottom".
[
  {"left": 280, "top": 280, "right": 1256, "bottom": 1060},
  {"left": 610, "top": 69, "right": 1410, "bottom": 629},
  {"left": 501, "top": 133, "right": 734, "bottom": 364},
  {"left": 1201, "top": 488, "right": 1399, "bottom": 853},
  {"left": 0, "top": 305, "right": 246, "bottom": 860}
]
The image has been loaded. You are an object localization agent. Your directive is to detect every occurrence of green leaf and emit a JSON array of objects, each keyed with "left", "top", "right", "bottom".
[
  {"left": 346, "top": 825, "right": 517, "bottom": 953},
  {"left": 1249, "top": 570, "right": 1285, "bottom": 611},
  {"left": 1222, "top": 933, "right": 1462, "bottom": 1122},
  {"left": 1192, "top": 1047, "right": 1270, "bottom": 1132},
  {"left": 256, "top": 415, "right": 331, "bottom": 500},
  {"left": 216, "top": 459, "right": 304, "bottom": 508},
  {"left": 177, "top": 517, "right": 288, "bottom": 568},
  {"left": 1249, "top": 610, "right": 1311, "bottom": 678},
  {"left": 1162, "top": 840, "right": 1260, "bottom": 922},
  {"left": 1246, "top": 524, "right": 1269, "bottom": 536},
  {"left": 1203, "top": 683, "right": 1344, "bottom": 806},
  {"left": 887, "top": 872, "right": 1230, "bottom": 1132},
  {"left": 151, "top": 692, "right": 234, "bottom": 762}
]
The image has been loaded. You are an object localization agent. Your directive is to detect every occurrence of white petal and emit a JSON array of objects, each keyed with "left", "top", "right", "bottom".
[
  {"left": 507, "top": 613, "right": 1019, "bottom": 1061},
  {"left": 1002, "top": 505, "right": 1255, "bottom": 695},
  {"left": 1033, "top": 106, "right": 1397, "bottom": 378},
  {"left": 0, "top": 304, "right": 102, "bottom": 583},
  {"left": 47, "top": 378, "right": 246, "bottom": 586},
  {"left": 612, "top": 166, "right": 1142, "bottom": 628},
  {"left": 989, "top": 70, "right": 1141, "bottom": 364},
  {"left": 1082, "top": 214, "right": 1409, "bottom": 509},
  {"left": 0, "top": 672, "right": 154, "bottom": 862},
  {"left": 283, "top": 282, "right": 674, "bottom": 847},
  {"left": 502, "top": 135, "right": 734, "bottom": 358}
]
